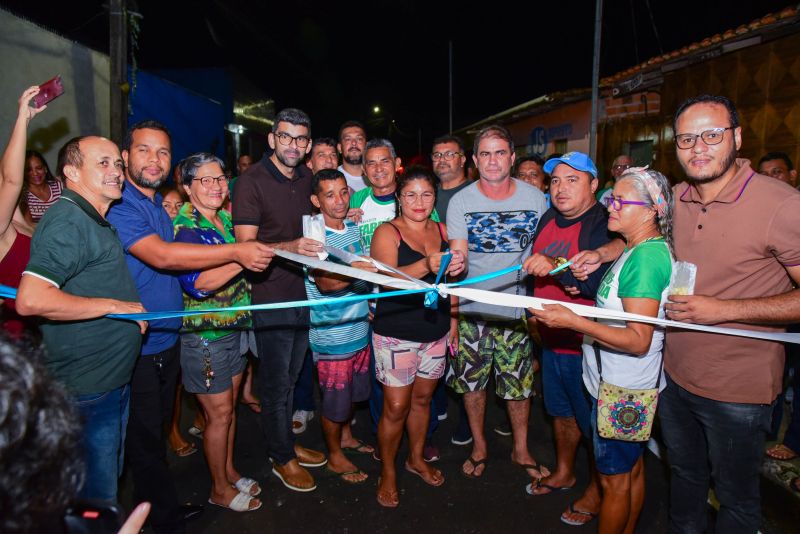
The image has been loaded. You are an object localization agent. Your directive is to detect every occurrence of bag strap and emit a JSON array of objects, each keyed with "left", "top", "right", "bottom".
[
  {"left": 594, "top": 342, "right": 664, "bottom": 390},
  {"left": 593, "top": 342, "right": 603, "bottom": 382}
]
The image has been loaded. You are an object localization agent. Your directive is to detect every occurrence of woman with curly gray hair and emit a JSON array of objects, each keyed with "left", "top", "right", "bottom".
[{"left": 532, "top": 167, "right": 675, "bottom": 533}]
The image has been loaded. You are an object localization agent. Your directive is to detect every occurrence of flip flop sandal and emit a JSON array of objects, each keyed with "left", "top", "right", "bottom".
[
  {"left": 233, "top": 477, "right": 261, "bottom": 497},
  {"left": 512, "top": 460, "right": 550, "bottom": 479},
  {"left": 208, "top": 492, "right": 262, "bottom": 513},
  {"left": 376, "top": 477, "right": 399, "bottom": 508},
  {"left": 341, "top": 439, "right": 375, "bottom": 455},
  {"left": 173, "top": 442, "right": 198, "bottom": 457},
  {"left": 405, "top": 462, "right": 445, "bottom": 487},
  {"left": 271, "top": 466, "right": 317, "bottom": 493},
  {"left": 462, "top": 456, "right": 487, "bottom": 479},
  {"left": 526, "top": 479, "right": 575, "bottom": 496},
  {"left": 326, "top": 467, "right": 369, "bottom": 484},
  {"left": 188, "top": 425, "right": 204, "bottom": 437},
  {"left": 560, "top": 502, "right": 598, "bottom": 526},
  {"left": 765, "top": 444, "right": 799, "bottom": 461}
]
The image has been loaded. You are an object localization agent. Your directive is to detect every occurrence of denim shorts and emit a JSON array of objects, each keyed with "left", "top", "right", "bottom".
[
  {"left": 541, "top": 347, "right": 592, "bottom": 437},
  {"left": 181, "top": 332, "right": 246, "bottom": 394},
  {"left": 590, "top": 396, "right": 646, "bottom": 475}
]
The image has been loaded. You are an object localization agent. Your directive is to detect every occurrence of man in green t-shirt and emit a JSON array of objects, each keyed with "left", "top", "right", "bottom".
[{"left": 17, "top": 135, "right": 147, "bottom": 502}]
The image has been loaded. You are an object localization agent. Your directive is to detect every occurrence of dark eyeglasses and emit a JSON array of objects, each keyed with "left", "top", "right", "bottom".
[
  {"left": 192, "top": 175, "right": 229, "bottom": 187},
  {"left": 274, "top": 132, "right": 310, "bottom": 148},
  {"left": 431, "top": 151, "right": 463, "bottom": 161},
  {"left": 604, "top": 196, "right": 648, "bottom": 211},
  {"left": 674, "top": 127, "right": 733, "bottom": 150}
]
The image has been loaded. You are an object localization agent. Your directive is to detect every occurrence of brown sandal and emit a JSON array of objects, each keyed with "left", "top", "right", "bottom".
[{"left": 376, "top": 477, "right": 399, "bottom": 508}]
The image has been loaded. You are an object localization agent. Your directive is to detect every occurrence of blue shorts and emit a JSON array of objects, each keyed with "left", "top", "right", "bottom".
[
  {"left": 590, "top": 396, "right": 647, "bottom": 475},
  {"left": 541, "top": 347, "right": 592, "bottom": 437}
]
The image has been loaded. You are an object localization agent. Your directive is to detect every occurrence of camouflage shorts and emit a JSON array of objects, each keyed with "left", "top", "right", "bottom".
[{"left": 446, "top": 315, "right": 534, "bottom": 400}]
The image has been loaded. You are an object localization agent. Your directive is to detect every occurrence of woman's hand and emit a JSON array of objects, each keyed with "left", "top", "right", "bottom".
[
  {"left": 18, "top": 86, "right": 46, "bottom": 121},
  {"left": 530, "top": 303, "right": 579, "bottom": 329},
  {"left": 426, "top": 251, "right": 446, "bottom": 274}
]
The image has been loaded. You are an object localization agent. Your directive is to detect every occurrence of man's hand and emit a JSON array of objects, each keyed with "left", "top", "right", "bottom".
[
  {"left": 351, "top": 259, "right": 378, "bottom": 273},
  {"left": 107, "top": 300, "right": 148, "bottom": 334},
  {"left": 563, "top": 285, "right": 581, "bottom": 297},
  {"left": 447, "top": 249, "right": 465, "bottom": 277},
  {"left": 284, "top": 237, "right": 324, "bottom": 257},
  {"left": 347, "top": 207, "right": 364, "bottom": 223},
  {"left": 523, "top": 253, "right": 556, "bottom": 277},
  {"left": 235, "top": 241, "right": 275, "bottom": 271},
  {"left": 530, "top": 303, "right": 579, "bottom": 329},
  {"left": 665, "top": 294, "right": 729, "bottom": 325},
  {"left": 569, "top": 250, "right": 601, "bottom": 281}
]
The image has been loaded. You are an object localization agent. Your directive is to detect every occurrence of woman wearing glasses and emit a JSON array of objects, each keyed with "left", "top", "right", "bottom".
[
  {"left": 369, "top": 166, "right": 465, "bottom": 507},
  {"left": 173, "top": 153, "right": 261, "bottom": 512},
  {"left": 533, "top": 167, "right": 674, "bottom": 533}
]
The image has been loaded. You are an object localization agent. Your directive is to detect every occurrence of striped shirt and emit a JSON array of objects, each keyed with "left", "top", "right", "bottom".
[
  {"left": 304, "top": 220, "right": 370, "bottom": 357},
  {"left": 26, "top": 180, "right": 63, "bottom": 222}
]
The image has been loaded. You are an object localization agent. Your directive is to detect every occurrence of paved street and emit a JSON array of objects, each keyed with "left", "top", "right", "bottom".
[{"left": 119, "top": 375, "right": 800, "bottom": 533}]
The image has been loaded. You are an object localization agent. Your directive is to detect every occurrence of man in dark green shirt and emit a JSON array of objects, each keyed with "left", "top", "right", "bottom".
[{"left": 17, "top": 135, "right": 146, "bottom": 503}]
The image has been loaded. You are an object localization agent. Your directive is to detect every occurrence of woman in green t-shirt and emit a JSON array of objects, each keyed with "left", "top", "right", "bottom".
[{"left": 533, "top": 168, "right": 674, "bottom": 533}]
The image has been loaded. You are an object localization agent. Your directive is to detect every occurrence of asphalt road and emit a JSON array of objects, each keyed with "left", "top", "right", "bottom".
[{"left": 120, "top": 376, "right": 676, "bottom": 533}]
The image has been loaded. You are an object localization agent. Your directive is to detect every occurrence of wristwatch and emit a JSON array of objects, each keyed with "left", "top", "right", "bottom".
[{"left": 552, "top": 256, "right": 568, "bottom": 274}]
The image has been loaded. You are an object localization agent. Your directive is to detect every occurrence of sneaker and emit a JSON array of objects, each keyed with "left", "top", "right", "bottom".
[
  {"left": 292, "top": 410, "right": 314, "bottom": 435},
  {"left": 493, "top": 421, "right": 512, "bottom": 437},
  {"left": 423, "top": 442, "right": 441, "bottom": 463},
  {"left": 450, "top": 424, "right": 473, "bottom": 446}
]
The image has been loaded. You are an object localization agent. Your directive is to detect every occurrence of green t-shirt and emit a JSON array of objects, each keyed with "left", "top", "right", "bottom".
[
  {"left": 349, "top": 187, "right": 439, "bottom": 253},
  {"left": 173, "top": 204, "right": 251, "bottom": 341},
  {"left": 24, "top": 189, "right": 142, "bottom": 395}
]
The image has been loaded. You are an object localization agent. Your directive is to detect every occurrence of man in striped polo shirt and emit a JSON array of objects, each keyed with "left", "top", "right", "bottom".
[{"left": 305, "top": 168, "right": 377, "bottom": 483}]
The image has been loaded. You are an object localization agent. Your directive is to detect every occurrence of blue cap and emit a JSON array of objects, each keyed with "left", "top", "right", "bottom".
[{"left": 543, "top": 151, "right": 598, "bottom": 178}]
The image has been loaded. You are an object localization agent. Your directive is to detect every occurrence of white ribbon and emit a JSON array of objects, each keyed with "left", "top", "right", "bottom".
[{"left": 276, "top": 249, "right": 800, "bottom": 345}]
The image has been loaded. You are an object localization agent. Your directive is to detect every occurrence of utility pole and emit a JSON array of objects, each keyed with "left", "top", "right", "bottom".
[
  {"left": 589, "top": 0, "right": 603, "bottom": 161},
  {"left": 109, "top": 0, "right": 127, "bottom": 145},
  {"left": 448, "top": 40, "right": 453, "bottom": 134}
]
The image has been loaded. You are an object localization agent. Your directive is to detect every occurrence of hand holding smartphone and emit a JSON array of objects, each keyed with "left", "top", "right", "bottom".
[{"left": 32, "top": 75, "right": 65, "bottom": 108}]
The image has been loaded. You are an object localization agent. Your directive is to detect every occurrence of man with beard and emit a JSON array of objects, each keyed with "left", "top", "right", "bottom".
[
  {"left": 575, "top": 95, "right": 800, "bottom": 533},
  {"left": 233, "top": 108, "right": 328, "bottom": 493},
  {"left": 432, "top": 134, "right": 470, "bottom": 218},
  {"left": 338, "top": 121, "right": 368, "bottom": 192},
  {"left": 106, "top": 120, "right": 274, "bottom": 532}
]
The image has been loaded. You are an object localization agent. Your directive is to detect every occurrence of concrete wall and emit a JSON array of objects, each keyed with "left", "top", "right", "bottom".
[{"left": 0, "top": 8, "right": 110, "bottom": 172}]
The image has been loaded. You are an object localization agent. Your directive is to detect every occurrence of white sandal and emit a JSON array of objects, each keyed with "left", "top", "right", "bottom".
[
  {"left": 233, "top": 476, "right": 261, "bottom": 496},
  {"left": 208, "top": 492, "right": 262, "bottom": 512}
]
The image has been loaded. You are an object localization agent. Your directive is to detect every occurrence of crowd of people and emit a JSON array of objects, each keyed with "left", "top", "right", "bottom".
[{"left": 1, "top": 83, "right": 799, "bottom": 534}]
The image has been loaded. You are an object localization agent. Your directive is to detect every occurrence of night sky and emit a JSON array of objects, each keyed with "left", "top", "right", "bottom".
[{"left": 2, "top": 0, "right": 794, "bottom": 158}]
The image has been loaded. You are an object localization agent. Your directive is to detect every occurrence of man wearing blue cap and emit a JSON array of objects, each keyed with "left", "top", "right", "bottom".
[{"left": 522, "top": 151, "right": 615, "bottom": 525}]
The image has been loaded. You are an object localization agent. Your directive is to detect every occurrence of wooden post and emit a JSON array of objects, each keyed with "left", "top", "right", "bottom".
[{"left": 109, "top": 0, "right": 127, "bottom": 145}]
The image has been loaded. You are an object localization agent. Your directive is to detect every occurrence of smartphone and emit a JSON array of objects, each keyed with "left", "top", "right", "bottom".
[
  {"left": 32, "top": 75, "right": 65, "bottom": 108},
  {"left": 63, "top": 500, "right": 124, "bottom": 534}
]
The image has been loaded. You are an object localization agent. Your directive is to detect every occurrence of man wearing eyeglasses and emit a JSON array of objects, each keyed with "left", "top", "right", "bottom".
[
  {"left": 106, "top": 120, "right": 275, "bottom": 532},
  {"left": 574, "top": 95, "right": 800, "bottom": 533},
  {"left": 596, "top": 154, "right": 632, "bottom": 205},
  {"left": 432, "top": 134, "right": 470, "bottom": 218},
  {"left": 233, "top": 108, "right": 329, "bottom": 493}
]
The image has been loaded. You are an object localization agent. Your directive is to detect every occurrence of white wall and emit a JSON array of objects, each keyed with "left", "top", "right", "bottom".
[{"left": 0, "top": 8, "right": 110, "bottom": 172}]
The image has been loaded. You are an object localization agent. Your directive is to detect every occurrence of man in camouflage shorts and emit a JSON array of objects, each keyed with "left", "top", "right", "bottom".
[{"left": 446, "top": 124, "right": 548, "bottom": 479}]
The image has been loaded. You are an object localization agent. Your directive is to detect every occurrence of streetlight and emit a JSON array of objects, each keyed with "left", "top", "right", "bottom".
[{"left": 373, "top": 105, "right": 381, "bottom": 114}]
